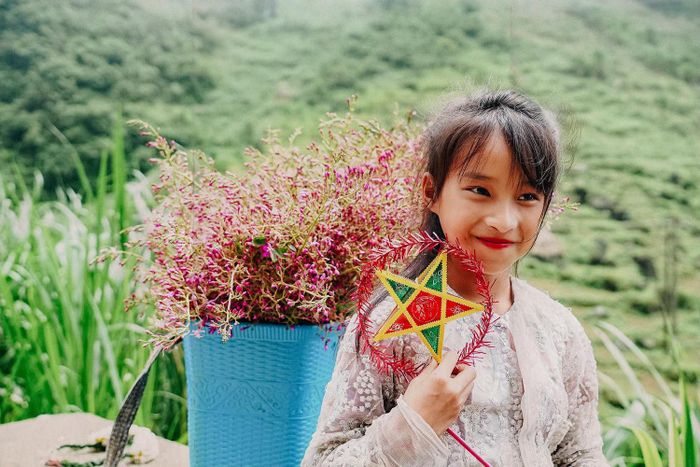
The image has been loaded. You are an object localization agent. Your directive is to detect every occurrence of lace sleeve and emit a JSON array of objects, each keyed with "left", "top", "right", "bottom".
[
  {"left": 301, "top": 314, "right": 450, "bottom": 466},
  {"left": 552, "top": 317, "right": 609, "bottom": 466}
]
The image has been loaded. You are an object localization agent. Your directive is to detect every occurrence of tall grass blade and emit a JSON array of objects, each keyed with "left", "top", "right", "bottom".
[
  {"left": 48, "top": 122, "right": 94, "bottom": 204},
  {"left": 111, "top": 115, "right": 128, "bottom": 248},
  {"left": 625, "top": 425, "right": 663, "bottom": 467},
  {"left": 681, "top": 377, "right": 698, "bottom": 467},
  {"left": 95, "top": 148, "right": 110, "bottom": 246},
  {"left": 9, "top": 164, "right": 27, "bottom": 204},
  {"left": 594, "top": 326, "right": 665, "bottom": 437},
  {"left": 89, "top": 295, "right": 124, "bottom": 402},
  {"left": 603, "top": 399, "right": 647, "bottom": 460},
  {"left": 598, "top": 321, "right": 674, "bottom": 401},
  {"left": 1, "top": 136, "right": 187, "bottom": 440},
  {"left": 599, "top": 371, "right": 630, "bottom": 408},
  {"left": 669, "top": 412, "right": 683, "bottom": 467}
]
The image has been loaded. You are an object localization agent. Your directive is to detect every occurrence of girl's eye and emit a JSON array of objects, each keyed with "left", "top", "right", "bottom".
[
  {"left": 468, "top": 186, "right": 490, "bottom": 196},
  {"left": 518, "top": 193, "right": 540, "bottom": 202}
]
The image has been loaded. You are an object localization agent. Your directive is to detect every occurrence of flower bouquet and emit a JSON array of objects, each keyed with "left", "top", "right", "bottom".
[{"left": 122, "top": 100, "right": 427, "bottom": 465}]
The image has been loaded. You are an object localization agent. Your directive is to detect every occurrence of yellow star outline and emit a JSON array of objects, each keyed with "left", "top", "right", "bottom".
[{"left": 373, "top": 252, "right": 484, "bottom": 362}]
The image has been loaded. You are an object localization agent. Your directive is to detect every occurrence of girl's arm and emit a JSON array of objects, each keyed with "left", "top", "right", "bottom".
[
  {"left": 552, "top": 319, "right": 609, "bottom": 466},
  {"left": 301, "top": 314, "right": 450, "bottom": 466}
]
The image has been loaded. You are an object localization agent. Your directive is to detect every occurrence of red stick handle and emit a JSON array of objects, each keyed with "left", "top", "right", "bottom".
[{"left": 446, "top": 428, "right": 491, "bottom": 467}]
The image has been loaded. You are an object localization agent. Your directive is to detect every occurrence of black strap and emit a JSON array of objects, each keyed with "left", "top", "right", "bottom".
[{"left": 104, "top": 347, "right": 162, "bottom": 467}]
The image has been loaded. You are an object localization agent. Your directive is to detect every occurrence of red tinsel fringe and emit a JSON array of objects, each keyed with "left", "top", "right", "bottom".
[{"left": 353, "top": 231, "right": 494, "bottom": 383}]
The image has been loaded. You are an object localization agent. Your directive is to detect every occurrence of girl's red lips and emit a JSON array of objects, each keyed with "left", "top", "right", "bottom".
[{"left": 477, "top": 237, "right": 515, "bottom": 249}]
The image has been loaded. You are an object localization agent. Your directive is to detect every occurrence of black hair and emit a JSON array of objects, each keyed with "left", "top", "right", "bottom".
[{"left": 354, "top": 89, "right": 562, "bottom": 354}]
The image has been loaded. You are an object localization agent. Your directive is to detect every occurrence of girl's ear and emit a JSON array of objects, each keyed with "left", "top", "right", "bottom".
[{"left": 421, "top": 172, "right": 437, "bottom": 209}]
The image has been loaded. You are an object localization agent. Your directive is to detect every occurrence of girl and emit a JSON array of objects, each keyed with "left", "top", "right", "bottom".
[{"left": 302, "top": 90, "right": 608, "bottom": 466}]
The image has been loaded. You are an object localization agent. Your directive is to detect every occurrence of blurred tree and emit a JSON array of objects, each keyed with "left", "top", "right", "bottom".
[
  {"left": 0, "top": 0, "right": 215, "bottom": 197},
  {"left": 193, "top": 0, "right": 277, "bottom": 28},
  {"left": 659, "top": 216, "right": 681, "bottom": 340}
]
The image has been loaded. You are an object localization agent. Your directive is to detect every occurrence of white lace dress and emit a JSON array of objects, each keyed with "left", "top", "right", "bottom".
[{"left": 302, "top": 277, "right": 609, "bottom": 466}]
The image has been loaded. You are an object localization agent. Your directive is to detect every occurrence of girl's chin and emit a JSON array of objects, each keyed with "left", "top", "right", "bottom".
[
  {"left": 450, "top": 257, "right": 512, "bottom": 278},
  {"left": 481, "top": 266, "right": 512, "bottom": 277},
  {"left": 478, "top": 259, "right": 517, "bottom": 277}
]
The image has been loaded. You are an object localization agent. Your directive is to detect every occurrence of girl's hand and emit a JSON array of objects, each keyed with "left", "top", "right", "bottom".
[{"left": 403, "top": 350, "right": 477, "bottom": 436}]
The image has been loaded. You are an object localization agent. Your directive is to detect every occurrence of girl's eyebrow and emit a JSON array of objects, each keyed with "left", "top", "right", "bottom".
[
  {"left": 462, "top": 171, "right": 540, "bottom": 191},
  {"left": 461, "top": 172, "right": 493, "bottom": 181}
]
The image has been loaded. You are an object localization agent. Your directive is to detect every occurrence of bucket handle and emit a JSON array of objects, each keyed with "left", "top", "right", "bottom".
[{"left": 104, "top": 346, "right": 163, "bottom": 467}]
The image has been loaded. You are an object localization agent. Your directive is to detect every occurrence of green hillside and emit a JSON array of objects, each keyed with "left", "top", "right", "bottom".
[
  {"left": 0, "top": 0, "right": 215, "bottom": 193},
  {"left": 15, "top": 0, "right": 700, "bottom": 371}
]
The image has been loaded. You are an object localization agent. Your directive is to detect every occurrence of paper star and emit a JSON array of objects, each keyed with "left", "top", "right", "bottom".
[{"left": 373, "top": 252, "right": 484, "bottom": 362}]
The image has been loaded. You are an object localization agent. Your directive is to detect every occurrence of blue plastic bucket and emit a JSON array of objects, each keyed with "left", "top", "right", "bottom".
[{"left": 183, "top": 322, "right": 343, "bottom": 467}]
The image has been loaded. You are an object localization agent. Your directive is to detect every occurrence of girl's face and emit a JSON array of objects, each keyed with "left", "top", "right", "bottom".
[{"left": 423, "top": 130, "right": 545, "bottom": 277}]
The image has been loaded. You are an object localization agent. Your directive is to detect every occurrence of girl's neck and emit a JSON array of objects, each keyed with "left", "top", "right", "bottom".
[{"left": 446, "top": 257, "right": 513, "bottom": 316}]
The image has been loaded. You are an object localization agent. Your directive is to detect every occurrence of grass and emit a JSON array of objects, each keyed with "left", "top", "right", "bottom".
[
  {"left": 593, "top": 322, "right": 699, "bottom": 466},
  {"left": 0, "top": 122, "right": 187, "bottom": 441}
]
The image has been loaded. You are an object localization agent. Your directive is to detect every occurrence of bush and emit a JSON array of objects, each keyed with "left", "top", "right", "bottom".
[{"left": 0, "top": 0, "right": 216, "bottom": 197}]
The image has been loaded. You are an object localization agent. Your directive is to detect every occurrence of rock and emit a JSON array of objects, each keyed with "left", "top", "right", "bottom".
[
  {"left": 635, "top": 335, "right": 660, "bottom": 350},
  {"left": 530, "top": 228, "right": 563, "bottom": 261},
  {"left": 590, "top": 305, "right": 609, "bottom": 319},
  {"left": 0, "top": 413, "right": 188, "bottom": 466}
]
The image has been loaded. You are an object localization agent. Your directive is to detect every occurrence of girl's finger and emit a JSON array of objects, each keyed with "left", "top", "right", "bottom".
[
  {"left": 434, "top": 350, "right": 459, "bottom": 378},
  {"left": 421, "top": 357, "right": 439, "bottom": 374},
  {"left": 451, "top": 363, "right": 467, "bottom": 377},
  {"left": 454, "top": 365, "right": 477, "bottom": 388},
  {"left": 459, "top": 379, "right": 476, "bottom": 405}
]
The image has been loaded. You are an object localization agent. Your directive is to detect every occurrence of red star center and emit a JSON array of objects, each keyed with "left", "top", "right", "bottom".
[{"left": 373, "top": 252, "right": 484, "bottom": 362}]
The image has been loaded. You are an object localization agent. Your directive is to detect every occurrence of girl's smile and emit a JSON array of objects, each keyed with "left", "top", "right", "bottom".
[{"left": 476, "top": 236, "right": 516, "bottom": 249}]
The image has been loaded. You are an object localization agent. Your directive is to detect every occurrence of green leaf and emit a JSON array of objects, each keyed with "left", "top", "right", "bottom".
[
  {"left": 668, "top": 412, "right": 682, "bottom": 467},
  {"left": 252, "top": 236, "right": 266, "bottom": 246},
  {"left": 681, "top": 377, "right": 698, "bottom": 467},
  {"left": 111, "top": 115, "right": 129, "bottom": 249},
  {"left": 270, "top": 246, "right": 288, "bottom": 263},
  {"left": 626, "top": 426, "right": 663, "bottom": 467}
]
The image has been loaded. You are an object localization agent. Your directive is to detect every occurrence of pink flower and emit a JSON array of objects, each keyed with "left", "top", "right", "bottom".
[{"left": 127, "top": 111, "right": 425, "bottom": 348}]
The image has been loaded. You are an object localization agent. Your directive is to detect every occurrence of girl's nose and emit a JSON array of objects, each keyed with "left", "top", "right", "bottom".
[{"left": 485, "top": 202, "right": 518, "bottom": 233}]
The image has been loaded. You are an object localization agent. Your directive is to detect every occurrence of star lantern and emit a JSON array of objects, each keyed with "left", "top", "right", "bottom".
[{"left": 373, "top": 252, "right": 484, "bottom": 362}]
